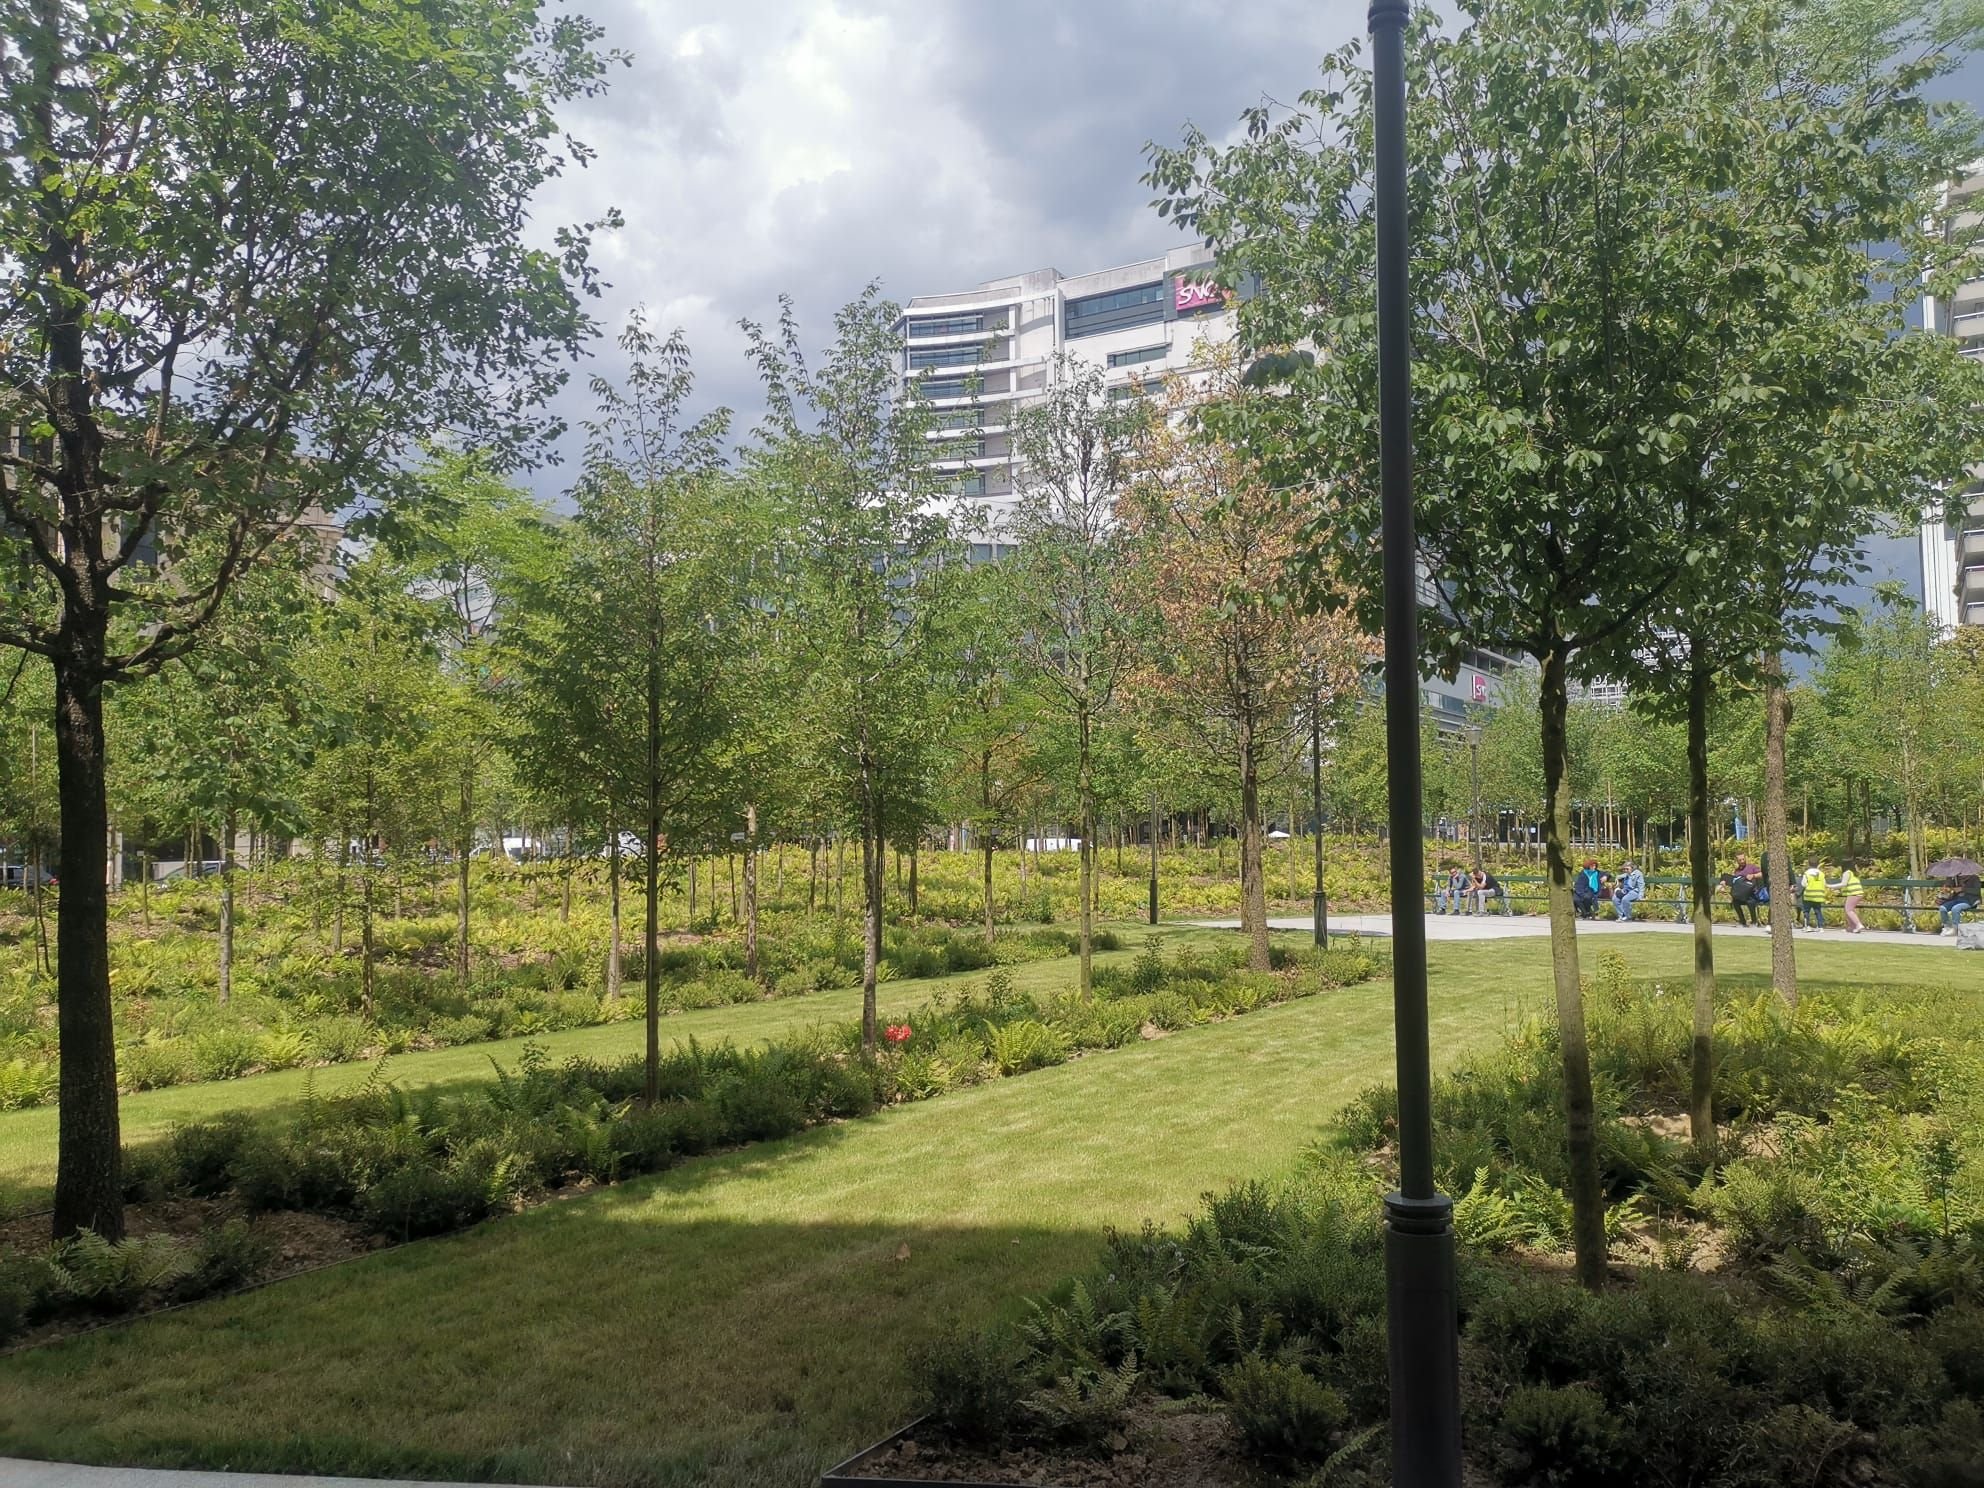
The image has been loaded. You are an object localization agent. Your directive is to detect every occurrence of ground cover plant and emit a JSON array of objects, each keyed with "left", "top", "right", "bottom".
[
  {"left": 899, "top": 950, "right": 1984, "bottom": 1487},
  {"left": 0, "top": 936, "right": 1380, "bottom": 1347},
  {"left": 0, "top": 934, "right": 1963, "bottom": 1488}
]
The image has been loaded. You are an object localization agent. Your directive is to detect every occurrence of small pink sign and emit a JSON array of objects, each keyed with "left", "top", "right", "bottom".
[{"left": 1174, "top": 279, "right": 1225, "bottom": 313}]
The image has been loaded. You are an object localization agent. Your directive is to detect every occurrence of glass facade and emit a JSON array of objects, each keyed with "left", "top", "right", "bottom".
[
  {"left": 1065, "top": 282, "right": 1164, "bottom": 339},
  {"left": 1107, "top": 344, "right": 1166, "bottom": 368},
  {"left": 908, "top": 342, "right": 997, "bottom": 371},
  {"left": 906, "top": 313, "right": 986, "bottom": 339}
]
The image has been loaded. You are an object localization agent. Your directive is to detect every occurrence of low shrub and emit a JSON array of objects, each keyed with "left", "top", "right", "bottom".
[
  {"left": 120, "top": 1038, "right": 194, "bottom": 1092},
  {"left": 912, "top": 1326, "right": 1032, "bottom": 1446},
  {"left": 1221, "top": 1355, "right": 1349, "bottom": 1464}
]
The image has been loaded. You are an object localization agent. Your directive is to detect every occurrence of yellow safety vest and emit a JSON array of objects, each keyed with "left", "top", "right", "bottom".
[
  {"left": 1801, "top": 868, "right": 1830, "bottom": 904},
  {"left": 1837, "top": 871, "right": 1862, "bottom": 899}
]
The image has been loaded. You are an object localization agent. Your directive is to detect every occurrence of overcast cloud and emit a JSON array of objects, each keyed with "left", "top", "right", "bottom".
[{"left": 515, "top": 0, "right": 1370, "bottom": 500}]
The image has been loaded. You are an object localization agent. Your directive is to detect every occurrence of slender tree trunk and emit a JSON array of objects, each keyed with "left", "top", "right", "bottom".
[
  {"left": 1686, "top": 656, "right": 1717, "bottom": 1158},
  {"left": 1238, "top": 720, "right": 1270, "bottom": 973},
  {"left": 688, "top": 852, "right": 697, "bottom": 925},
  {"left": 607, "top": 823, "right": 623, "bottom": 1001},
  {"left": 52, "top": 657, "right": 121, "bottom": 1241},
  {"left": 644, "top": 636, "right": 663, "bottom": 1105},
  {"left": 456, "top": 764, "right": 473, "bottom": 990},
  {"left": 1762, "top": 651, "right": 1797, "bottom": 1005},
  {"left": 361, "top": 769, "right": 376, "bottom": 1016},
  {"left": 808, "top": 836, "right": 818, "bottom": 913},
  {"left": 728, "top": 850, "right": 738, "bottom": 923},
  {"left": 218, "top": 807, "right": 237, "bottom": 1005},
  {"left": 1540, "top": 645, "right": 1607, "bottom": 1289},
  {"left": 908, "top": 840, "right": 918, "bottom": 919},
  {"left": 333, "top": 832, "right": 348, "bottom": 955},
  {"left": 858, "top": 749, "right": 881, "bottom": 1058},
  {"left": 141, "top": 851, "right": 151, "bottom": 933},
  {"left": 562, "top": 825, "right": 573, "bottom": 924},
  {"left": 983, "top": 834, "right": 996, "bottom": 942},
  {"left": 744, "top": 804, "right": 760, "bottom": 982},
  {"left": 1077, "top": 710, "right": 1095, "bottom": 998}
]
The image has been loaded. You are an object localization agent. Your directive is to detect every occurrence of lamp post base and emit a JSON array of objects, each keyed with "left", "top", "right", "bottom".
[{"left": 1385, "top": 1190, "right": 1463, "bottom": 1488}]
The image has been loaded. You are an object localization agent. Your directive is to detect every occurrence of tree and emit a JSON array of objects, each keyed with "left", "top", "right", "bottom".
[
  {"left": 744, "top": 287, "right": 954, "bottom": 1056},
  {"left": 1144, "top": 0, "right": 1958, "bottom": 1287},
  {"left": 1007, "top": 359, "right": 1143, "bottom": 994},
  {"left": 1122, "top": 356, "right": 1368, "bottom": 971},
  {"left": 550, "top": 316, "right": 736, "bottom": 1103},
  {"left": 0, "top": 0, "right": 620, "bottom": 1240}
]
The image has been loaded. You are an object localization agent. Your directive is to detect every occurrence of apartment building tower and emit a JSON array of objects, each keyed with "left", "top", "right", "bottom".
[{"left": 1919, "top": 162, "right": 1984, "bottom": 629}]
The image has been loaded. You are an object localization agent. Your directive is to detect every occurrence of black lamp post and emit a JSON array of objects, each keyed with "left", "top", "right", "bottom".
[
  {"left": 1311, "top": 686, "right": 1328, "bottom": 947},
  {"left": 1368, "top": 0, "right": 1464, "bottom": 1483}
]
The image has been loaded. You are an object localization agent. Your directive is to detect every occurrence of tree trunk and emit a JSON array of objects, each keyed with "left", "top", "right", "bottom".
[
  {"left": 858, "top": 751, "right": 881, "bottom": 1058},
  {"left": 361, "top": 769, "right": 376, "bottom": 1016},
  {"left": 983, "top": 833, "right": 996, "bottom": 942},
  {"left": 744, "top": 804, "right": 760, "bottom": 981},
  {"left": 218, "top": 807, "right": 236, "bottom": 1005},
  {"left": 908, "top": 840, "right": 919, "bottom": 919},
  {"left": 456, "top": 762, "right": 473, "bottom": 989},
  {"left": 644, "top": 636, "right": 663, "bottom": 1106},
  {"left": 52, "top": 658, "right": 121, "bottom": 1241},
  {"left": 1238, "top": 720, "right": 1271, "bottom": 973},
  {"left": 1540, "top": 645, "right": 1608, "bottom": 1289},
  {"left": 561, "top": 827, "right": 573, "bottom": 924},
  {"left": 333, "top": 832, "right": 348, "bottom": 955},
  {"left": 688, "top": 852, "right": 697, "bottom": 925},
  {"left": 1686, "top": 656, "right": 1717, "bottom": 1159},
  {"left": 1762, "top": 651, "right": 1797, "bottom": 1005},
  {"left": 607, "top": 823, "right": 623, "bottom": 1001},
  {"left": 1077, "top": 710, "right": 1095, "bottom": 998}
]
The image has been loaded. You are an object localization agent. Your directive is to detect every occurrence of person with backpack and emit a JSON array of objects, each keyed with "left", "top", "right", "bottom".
[
  {"left": 1830, "top": 860, "right": 1865, "bottom": 934},
  {"left": 1572, "top": 859, "right": 1602, "bottom": 918},
  {"left": 1799, "top": 858, "right": 1830, "bottom": 930}
]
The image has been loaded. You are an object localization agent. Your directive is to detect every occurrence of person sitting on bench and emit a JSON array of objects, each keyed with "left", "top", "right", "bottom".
[{"left": 1572, "top": 860, "right": 1602, "bottom": 919}]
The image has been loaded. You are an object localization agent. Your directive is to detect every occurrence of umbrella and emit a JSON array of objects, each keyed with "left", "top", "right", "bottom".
[{"left": 1928, "top": 857, "right": 1983, "bottom": 877}]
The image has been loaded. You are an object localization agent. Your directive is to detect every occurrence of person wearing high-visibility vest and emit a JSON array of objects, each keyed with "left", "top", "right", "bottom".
[
  {"left": 1799, "top": 858, "right": 1830, "bottom": 931},
  {"left": 1829, "top": 860, "right": 1865, "bottom": 934}
]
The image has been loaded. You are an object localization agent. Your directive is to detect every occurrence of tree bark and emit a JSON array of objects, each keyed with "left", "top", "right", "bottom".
[
  {"left": 1686, "top": 655, "right": 1717, "bottom": 1158},
  {"left": 456, "top": 764, "right": 472, "bottom": 989},
  {"left": 607, "top": 822, "right": 622, "bottom": 1001},
  {"left": 218, "top": 807, "right": 236, "bottom": 1005},
  {"left": 1077, "top": 708, "right": 1095, "bottom": 998},
  {"left": 361, "top": 769, "right": 376, "bottom": 1016},
  {"left": 858, "top": 747, "right": 881, "bottom": 1057},
  {"left": 1238, "top": 718, "right": 1271, "bottom": 973},
  {"left": 1761, "top": 651, "right": 1797, "bottom": 1005},
  {"left": 908, "top": 840, "right": 918, "bottom": 919},
  {"left": 744, "top": 804, "right": 760, "bottom": 981},
  {"left": 644, "top": 632, "right": 662, "bottom": 1105},
  {"left": 52, "top": 657, "right": 121, "bottom": 1241},
  {"left": 1541, "top": 644, "right": 1607, "bottom": 1289}
]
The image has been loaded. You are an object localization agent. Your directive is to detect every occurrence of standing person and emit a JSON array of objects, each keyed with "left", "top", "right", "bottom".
[
  {"left": 1799, "top": 858, "right": 1830, "bottom": 930},
  {"left": 1613, "top": 862, "right": 1645, "bottom": 921},
  {"left": 1938, "top": 872, "right": 1981, "bottom": 934},
  {"left": 1831, "top": 860, "right": 1865, "bottom": 934}
]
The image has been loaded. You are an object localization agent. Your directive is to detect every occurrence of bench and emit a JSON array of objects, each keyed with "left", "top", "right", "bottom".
[{"left": 1424, "top": 873, "right": 1951, "bottom": 931}]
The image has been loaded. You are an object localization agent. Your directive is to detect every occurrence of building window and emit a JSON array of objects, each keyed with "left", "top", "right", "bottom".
[
  {"left": 947, "top": 473, "right": 987, "bottom": 497},
  {"left": 917, "top": 377, "right": 977, "bottom": 400},
  {"left": 1065, "top": 282, "right": 1164, "bottom": 339},
  {"left": 1108, "top": 382, "right": 1154, "bottom": 402},
  {"left": 908, "top": 342, "right": 997, "bottom": 371},
  {"left": 907, "top": 313, "right": 985, "bottom": 339},
  {"left": 933, "top": 408, "right": 983, "bottom": 432},
  {"left": 1107, "top": 344, "right": 1166, "bottom": 368}
]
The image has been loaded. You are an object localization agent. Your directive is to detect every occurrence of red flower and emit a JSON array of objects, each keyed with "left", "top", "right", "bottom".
[{"left": 884, "top": 1023, "right": 913, "bottom": 1044}]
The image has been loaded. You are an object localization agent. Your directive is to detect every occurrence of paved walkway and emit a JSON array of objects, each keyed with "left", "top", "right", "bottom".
[
  {"left": 0, "top": 1462, "right": 554, "bottom": 1488},
  {"left": 1193, "top": 913, "right": 1961, "bottom": 950}
]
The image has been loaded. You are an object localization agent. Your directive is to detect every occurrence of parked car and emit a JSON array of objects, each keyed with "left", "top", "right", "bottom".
[{"left": 2, "top": 864, "right": 54, "bottom": 888}]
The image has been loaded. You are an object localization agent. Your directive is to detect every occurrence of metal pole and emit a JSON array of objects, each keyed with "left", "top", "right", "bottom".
[
  {"left": 1469, "top": 728, "right": 1482, "bottom": 872},
  {"left": 1369, "top": 1, "right": 1462, "bottom": 1482},
  {"left": 1148, "top": 794, "right": 1160, "bottom": 926},
  {"left": 1312, "top": 687, "right": 1327, "bottom": 946}
]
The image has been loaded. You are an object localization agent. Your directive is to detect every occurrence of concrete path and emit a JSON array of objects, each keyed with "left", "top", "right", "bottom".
[
  {"left": 0, "top": 1462, "right": 554, "bottom": 1488},
  {"left": 1193, "top": 912, "right": 1961, "bottom": 950}
]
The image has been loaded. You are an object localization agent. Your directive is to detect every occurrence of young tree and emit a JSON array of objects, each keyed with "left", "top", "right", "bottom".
[
  {"left": 1122, "top": 358, "right": 1368, "bottom": 971},
  {"left": 744, "top": 287, "right": 954, "bottom": 1056},
  {"left": 1007, "top": 359, "right": 1143, "bottom": 994},
  {"left": 0, "top": 0, "right": 620, "bottom": 1240},
  {"left": 1143, "top": 0, "right": 1974, "bottom": 1286}
]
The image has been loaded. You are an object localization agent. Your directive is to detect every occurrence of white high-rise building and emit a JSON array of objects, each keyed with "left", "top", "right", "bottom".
[
  {"left": 1917, "top": 161, "right": 1984, "bottom": 630},
  {"left": 899, "top": 246, "right": 1514, "bottom": 728},
  {"left": 899, "top": 245, "right": 1237, "bottom": 549}
]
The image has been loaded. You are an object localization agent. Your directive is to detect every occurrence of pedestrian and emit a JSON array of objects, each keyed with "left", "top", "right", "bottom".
[
  {"left": 1938, "top": 871, "right": 1981, "bottom": 934},
  {"left": 1572, "top": 859, "right": 1602, "bottom": 918},
  {"left": 1830, "top": 859, "right": 1865, "bottom": 934},
  {"left": 1723, "top": 868, "right": 1761, "bottom": 927},
  {"left": 1471, "top": 865, "right": 1506, "bottom": 916},
  {"left": 1613, "top": 862, "right": 1646, "bottom": 921},
  {"left": 1799, "top": 858, "right": 1830, "bottom": 930}
]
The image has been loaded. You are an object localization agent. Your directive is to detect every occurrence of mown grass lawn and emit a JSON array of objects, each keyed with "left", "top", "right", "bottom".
[
  {"left": 0, "top": 932, "right": 1976, "bottom": 1488},
  {"left": 0, "top": 925, "right": 1185, "bottom": 1218}
]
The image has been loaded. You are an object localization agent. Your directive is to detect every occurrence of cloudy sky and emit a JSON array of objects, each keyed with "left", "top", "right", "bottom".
[{"left": 518, "top": 0, "right": 1370, "bottom": 498}]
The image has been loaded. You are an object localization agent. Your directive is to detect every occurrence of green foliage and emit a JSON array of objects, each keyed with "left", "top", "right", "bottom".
[
  {"left": 1220, "top": 1355, "right": 1349, "bottom": 1464},
  {"left": 910, "top": 1326, "right": 1032, "bottom": 1446}
]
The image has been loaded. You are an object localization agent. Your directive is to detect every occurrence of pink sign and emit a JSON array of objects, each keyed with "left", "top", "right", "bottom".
[
  {"left": 1471, "top": 673, "right": 1488, "bottom": 703},
  {"left": 1174, "top": 279, "right": 1225, "bottom": 313}
]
